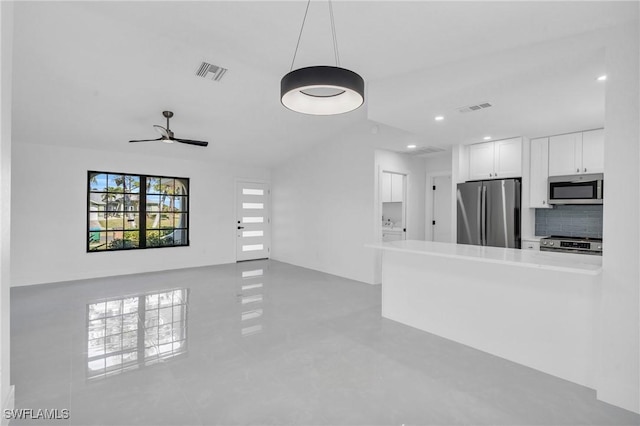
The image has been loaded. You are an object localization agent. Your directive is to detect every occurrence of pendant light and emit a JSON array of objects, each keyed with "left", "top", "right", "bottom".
[{"left": 280, "top": 0, "right": 364, "bottom": 115}]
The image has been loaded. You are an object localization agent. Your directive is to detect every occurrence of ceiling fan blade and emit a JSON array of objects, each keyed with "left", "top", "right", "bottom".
[
  {"left": 153, "top": 125, "right": 170, "bottom": 139},
  {"left": 129, "top": 137, "right": 163, "bottom": 143},
  {"left": 173, "top": 138, "right": 209, "bottom": 147}
]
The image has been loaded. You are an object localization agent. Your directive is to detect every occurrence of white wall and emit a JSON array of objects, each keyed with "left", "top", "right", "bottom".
[
  {"left": 599, "top": 20, "right": 640, "bottom": 413},
  {"left": 11, "top": 142, "right": 270, "bottom": 286},
  {"left": 424, "top": 151, "right": 452, "bottom": 175},
  {"left": 0, "top": 0, "right": 14, "bottom": 415},
  {"left": 270, "top": 121, "right": 378, "bottom": 284}
]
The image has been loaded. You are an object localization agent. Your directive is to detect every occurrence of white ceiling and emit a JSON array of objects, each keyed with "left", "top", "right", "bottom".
[{"left": 11, "top": 1, "right": 638, "bottom": 167}]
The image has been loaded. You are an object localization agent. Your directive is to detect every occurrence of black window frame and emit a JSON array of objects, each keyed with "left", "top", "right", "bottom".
[{"left": 87, "top": 171, "right": 190, "bottom": 252}]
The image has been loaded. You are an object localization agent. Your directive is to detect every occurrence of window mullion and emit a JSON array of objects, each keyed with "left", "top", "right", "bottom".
[{"left": 140, "top": 175, "right": 147, "bottom": 248}]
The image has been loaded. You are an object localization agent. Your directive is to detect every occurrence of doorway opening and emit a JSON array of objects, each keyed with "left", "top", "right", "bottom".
[{"left": 381, "top": 171, "right": 407, "bottom": 242}]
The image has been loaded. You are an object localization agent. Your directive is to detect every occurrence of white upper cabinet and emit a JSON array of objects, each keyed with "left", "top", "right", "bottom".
[
  {"left": 381, "top": 172, "right": 404, "bottom": 202},
  {"left": 494, "top": 138, "right": 523, "bottom": 178},
  {"left": 391, "top": 173, "right": 404, "bottom": 202},
  {"left": 381, "top": 172, "right": 392, "bottom": 202},
  {"left": 468, "top": 137, "right": 522, "bottom": 181},
  {"left": 529, "top": 137, "right": 550, "bottom": 208},
  {"left": 581, "top": 129, "right": 605, "bottom": 174},
  {"left": 548, "top": 129, "right": 604, "bottom": 176}
]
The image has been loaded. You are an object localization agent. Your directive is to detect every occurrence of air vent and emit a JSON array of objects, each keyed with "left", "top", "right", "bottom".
[
  {"left": 457, "top": 102, "right": 493, "bottom": 113},
  {"left": 395, "top": 146, "right": 447, "bottom": 156},
  {"left": 196, "top": 62, "right": 228, "bottom": 82}
]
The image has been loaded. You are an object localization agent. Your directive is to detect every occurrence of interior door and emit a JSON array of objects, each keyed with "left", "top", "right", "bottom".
[
  {"left": 236, "top": 181, "right": 270, "bottom": 262},
  {"left": 432, "top": 175, "right": 452, "bottom": 242}
]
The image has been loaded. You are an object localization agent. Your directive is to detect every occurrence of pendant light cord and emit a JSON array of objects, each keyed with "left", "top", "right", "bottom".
[
  {"left": 290, "top": 0, "right": 312, "bottom": 72},
  {"left": 289, "top": 0, "right": 342, "bottom": 71},
  {"left": 328, "top": 0, "right": 340, "bottom": 67}
]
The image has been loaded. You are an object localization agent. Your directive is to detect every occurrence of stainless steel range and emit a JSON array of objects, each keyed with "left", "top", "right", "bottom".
[{"left": 540, "top": 236, "right": 603, "bottom": 256}]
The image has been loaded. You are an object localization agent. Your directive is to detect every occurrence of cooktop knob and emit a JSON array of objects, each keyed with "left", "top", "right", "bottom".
[{"left": 549, "top": 242, "right": 554, "bottom": 246}]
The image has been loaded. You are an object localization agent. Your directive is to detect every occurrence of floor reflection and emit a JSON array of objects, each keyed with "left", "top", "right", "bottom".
[
  {"left": 86, "top": 288, "right": 188, "bottom": 380},
  {"left": 239, "top": 266, "right": 264, "bottom": 337}
]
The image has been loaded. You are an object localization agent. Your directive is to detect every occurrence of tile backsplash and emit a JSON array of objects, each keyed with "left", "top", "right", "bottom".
[{"left": 535, "top": 205, "right": 603, "bottom": 238}]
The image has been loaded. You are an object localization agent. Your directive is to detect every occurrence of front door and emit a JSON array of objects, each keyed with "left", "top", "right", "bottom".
[{"left": 236, "top": 181, "right": 270, "bottom": 261}]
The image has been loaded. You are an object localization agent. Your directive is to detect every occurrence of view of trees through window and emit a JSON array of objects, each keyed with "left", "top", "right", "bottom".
[{"left": 88, "top": 171, "right": 189, "bottom": 251}]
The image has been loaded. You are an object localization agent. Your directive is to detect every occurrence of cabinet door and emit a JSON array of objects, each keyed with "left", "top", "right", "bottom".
[
  {"left": 494, "top": 138, "right": 522, "bottom": 178},
  {"left": 522, "top": 240, "right": 540, "bottom": 250},
  {"left": 391, "top": 173, "right": 404, "bottom": 202},
  {"left": 468, "top": 143, "right": 495, "bottom": 180},
  {"left": 548, "top": 132, "right": 582, "bottom": 176},
  {"left": 529, "top": 138, "right": 550, "bottom": 208},
  {"left": 381, "top": 172, "right": 392, "bottom": 202},
  {"left": 581, "top": 129, "right": 604, "bottom": 174}
]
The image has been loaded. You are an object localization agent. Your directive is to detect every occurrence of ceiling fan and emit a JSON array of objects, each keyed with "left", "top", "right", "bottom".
[{"left": 129, "top": 111, "right": 209, "bottom": 147}]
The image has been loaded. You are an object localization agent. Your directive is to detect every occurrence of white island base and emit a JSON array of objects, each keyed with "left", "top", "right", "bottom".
[{"left": 368, "top": 240, "right": 602, "bottom": 390}]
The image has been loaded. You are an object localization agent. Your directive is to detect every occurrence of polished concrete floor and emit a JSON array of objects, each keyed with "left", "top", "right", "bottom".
[{"left": 10, "top": 260, "right": 640, "bottom": 425}]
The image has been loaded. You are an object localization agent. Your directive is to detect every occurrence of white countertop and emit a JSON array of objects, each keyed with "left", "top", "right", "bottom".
[{"left": 366, "top": 240, "right": 602, "bottom": 275}]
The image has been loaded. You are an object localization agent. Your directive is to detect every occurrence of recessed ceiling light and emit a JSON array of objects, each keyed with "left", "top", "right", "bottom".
[
  {"left": 407, "top": 144, "right": 417, "bottom": 149},
  {"left": 434, "top": 116, "right": 444, "bottom": 121},
  {"left": 483, "top": 136, "right": 491, "bottom": 140},
  {"left": 597, "top": 75, "right": 607, "bottom": 81}
]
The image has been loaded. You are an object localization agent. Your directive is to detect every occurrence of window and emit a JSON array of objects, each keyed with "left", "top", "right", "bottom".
[{"left": 88, "top": 171, "right": 189, "bottom": 252}]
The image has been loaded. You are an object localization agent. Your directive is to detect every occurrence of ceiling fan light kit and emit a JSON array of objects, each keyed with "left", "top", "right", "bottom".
[{"left": 281, "top": 0, "right": 364, "bottom": 115}]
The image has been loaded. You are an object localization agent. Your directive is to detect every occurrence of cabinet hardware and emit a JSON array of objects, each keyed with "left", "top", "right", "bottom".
[
  {"left": 237, "top": 226, "right": 245, "bottom": 229},
  {"left": 432, "top": 220, "right": 436, "bottom": 225},
  {"left": 489, "top": 173, "right": 492, "bottom": 177},
  {"left": 584, "top": 168, "right": 587, "bottom": 172},
  {"left": 577, "top": 168, "right": 579, "bottom": 172}
]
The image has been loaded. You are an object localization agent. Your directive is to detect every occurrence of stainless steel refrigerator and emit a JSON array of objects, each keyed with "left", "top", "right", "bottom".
[{"left": 456, "top": 179, "right": 521, "bottom": 248}]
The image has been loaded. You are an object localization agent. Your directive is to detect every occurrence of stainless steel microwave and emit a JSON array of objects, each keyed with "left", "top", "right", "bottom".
[{"left": 548, "top": 173, "right": 603, "bottom": 205}]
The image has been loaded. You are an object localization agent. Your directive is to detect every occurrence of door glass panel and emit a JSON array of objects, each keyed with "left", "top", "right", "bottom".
[
  {"left": 242, "top": 189, "right": 264, "bottom": 196},
  {"left": 242, "top": 217, "right": 264, "bottom": 223},
  {"left": 242, "top": 230, "right": 263, "bottom": 237}
]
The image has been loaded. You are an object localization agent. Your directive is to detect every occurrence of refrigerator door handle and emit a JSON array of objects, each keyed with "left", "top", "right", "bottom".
[
  {"left": 481, "top": 185, "right": 487, "bottom": 246},
  {"left": 477, "top": 186, "right": 482, "bottom": 244}
]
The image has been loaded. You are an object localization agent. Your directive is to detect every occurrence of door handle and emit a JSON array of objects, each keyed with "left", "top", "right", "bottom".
[{"left": 237, "top": 226, "right": 245, "bottom": 230}]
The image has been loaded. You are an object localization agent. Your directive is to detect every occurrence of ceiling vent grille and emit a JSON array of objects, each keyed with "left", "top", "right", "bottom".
[
  {"left": 457, "top": 102, "right": 493, "bottom": 113},
  {"left": 196, "top": 62, "right": 228, "bottom": 82},
  {"left": 395, "top": 146, "right": 446, "bottom": 156}
]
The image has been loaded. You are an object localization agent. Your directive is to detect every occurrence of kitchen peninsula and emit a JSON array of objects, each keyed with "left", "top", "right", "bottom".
[{"left": 367, "top": 240, "right": 602, "bottom": 390}]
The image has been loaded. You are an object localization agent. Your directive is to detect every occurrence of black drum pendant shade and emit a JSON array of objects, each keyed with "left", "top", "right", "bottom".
[
  {"left": 281, "top": 0, "right": 364, "bottom": 115},
  {"left": 281, "top": 66, "right": 364, "bottom": 115}
]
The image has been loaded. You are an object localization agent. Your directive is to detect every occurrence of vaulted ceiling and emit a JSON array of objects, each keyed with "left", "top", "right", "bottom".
[{"left": 11, "top": 1, "right": 638, "bottom": 167}]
